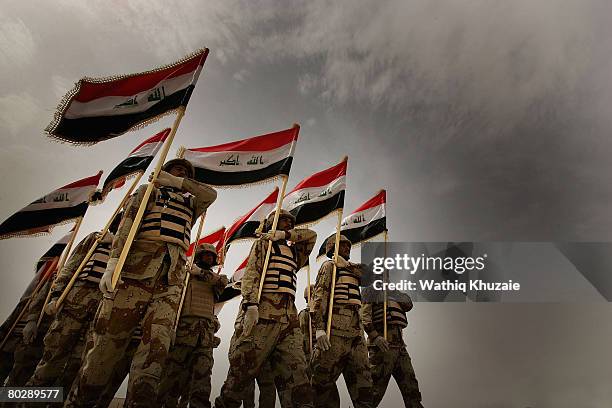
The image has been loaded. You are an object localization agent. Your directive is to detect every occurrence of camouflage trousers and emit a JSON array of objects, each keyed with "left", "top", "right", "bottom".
[
  {"left": 369, "top": 344, "right": 422, "bottom": 408},
  {"left": 3, "top": 328, "right": 47, "bottom": 387},
  {"left": 158, "top": 316, "right": 218, "bottom": 408},
  {"left": 242, "top": 360, "right": 293, "bottom": 408},
  {"left": 64, "top": 261, "right": 181, "bottom": 408},
  {"left": 311, "top": 335, "right": 373, "bottom": 408},
  {"left": 0, "top": 334, "right": 19, "bottom": 385},
  {"left": 214, "top": 317, "right": 313, "bottom": 408},
  {"left": 27, "top": 282, "right": 101, "bottom": 389}
]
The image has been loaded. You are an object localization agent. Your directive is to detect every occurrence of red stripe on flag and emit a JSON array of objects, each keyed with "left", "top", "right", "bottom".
[
  {"left": 129, "top": 128, "right": 171, "bottom": 155},
  {"left": 351, "top": 190, "right": 386, "bottom": 214},
  {"left": 186, "top": 226, "right": 226, "bottom": 257},
  {"left": 61, "top": 171, "right": 103, "bottom": 189},
  {"left": 74, "top": 50, "right": 207, "bottom": 102},
  {"left": 287, "top": 158, "right": 347, "bottom": 193},
  {"left": 189, "top": 126, "right": 299, "bottom": 153}
]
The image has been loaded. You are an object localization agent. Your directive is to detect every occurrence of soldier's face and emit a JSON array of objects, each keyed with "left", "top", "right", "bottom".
[
  {"left": 277, "top": 216, "right": 294, "bottom": 232},
  {"left": 198, "top": 252, "right": 216, "bottom": 268},
  {"left": 168, "top": 164, "right": 189, "bottom": 178},
  {"left": 339, "top": 242, "right": 351, "bottom": 259}
]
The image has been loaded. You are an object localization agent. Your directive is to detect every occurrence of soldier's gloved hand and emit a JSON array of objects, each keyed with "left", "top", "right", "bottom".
[
  {"left": 213, "top": 336, "right": 221, "bottom": 348},
  {"left": 334, "top": 255, "right": 350, "bottom": 269},
  {"left": 373, "top": 335, "right": 390, "bottom": 352},
  {"left": 99, "top": 258, "right": 121, "bottom": 296},
  {"left": 44, "top": 300, "right": 58, "bottom": 315},
  {"left": 22, "top": 321, "right": 37, "bottom": 344},
  {"left": 257, "top": 230, "right": 287, "bottom": 242},
  {"left": 189, "top": 264, "right": 203, "bottom": 276},
  {"left": 316, "top": 329, "right": 331, "bottom": 351},
  {"left": 151, "top": 170, "right": 184, "bottom": 189},
  {"left": 242, "top": 306, "right": 259, "bottom": 336}
]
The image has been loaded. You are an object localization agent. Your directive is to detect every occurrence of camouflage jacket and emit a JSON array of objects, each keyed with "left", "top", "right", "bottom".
[
  {"left": 298, "top": 308, "right": 314, "bottom": 357},
  {"left": 361, "top": 288, "right": 412, "bottom": 345},
  {"left": 49, "top": 231, "right": 100, "bottom": 300},
  {"left": 111, "top": 180, "right": 217, "bottom": 283},
  {"left": 311, "top": 260, "right": 365, "bottom": 338},
  {"left": 240, "top": 228, "right": 316, "bottom": 321},
  {"left": 24, "top": 274, "right": 55, "bottom": 332}
]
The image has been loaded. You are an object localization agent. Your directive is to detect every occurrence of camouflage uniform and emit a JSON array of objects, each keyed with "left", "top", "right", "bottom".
[
  {"left": 362, "top": 289, "right": 423, "bottom": 408},
  {"left": 310, "top": 260, "right": 373, "bottom": 408},
  {"left": 65, "top": 176, "right": 217, "bottom": 408},
  {"left": 158, "top": 264, "right": 228, "bottom": 408},
  {"left": 214, "top": 228, "right": 317, "bottom": 408},
  {"left": 26, "top": 231, "right": 111, "bottom": 390},
  {"left": 242, "top": 361, "right": 286, "bottom": 408},
  {"left": 3, "top": 276, "right": 54, "bottom": 387},
  {"left": 297, "top": 308, "right": 315, "bottom": 367},
  {"left": 0, "top": 298, "right": 30, "bottom": 384}
]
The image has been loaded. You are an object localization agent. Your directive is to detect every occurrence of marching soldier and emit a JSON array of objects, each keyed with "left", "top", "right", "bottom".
[
  {"left": 65, "top": 158, "right": 217, "bottom": 408},
  {"left": 310, "top": 235, "right": 373, "bottom": 408},
  {"left": 158, "top": 243, "right": 228, "bottom": 408},
  {"left": 26, "top": 218, "right": 120, "bottom": 390},
  {"left": 3, "top": 272, "right": 56, "bottom": 387},
  {"left": 362, "top": 287, "right": 423, "bottom": 408},
  {"left": 214, "top": 209, "right": 316, "bottom": 408},
  {"left": 0, "top": 297, "right": 30, "bottom": 384}
]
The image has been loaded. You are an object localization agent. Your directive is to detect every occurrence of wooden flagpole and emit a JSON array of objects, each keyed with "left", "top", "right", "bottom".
[
  {"left": 0, "top": 257, "right": 58, "bottom": 351},
  {"left": 256, "top": 174, "right": 289, "bottom": 302},
  {"left": 325, "top": 209, "right": 344, "bottom": 336},
  {"left": 383, "top": 230, "right": 388, "bottom": 340},
  {"left": 55, "top": 172, "right": 144, "bottom": 308},
  {"left": 111, "top": 107, "right": 185, "bottom": 289},
  {"left": 36, "top": 216, "right": 84, "bottom": 327}
]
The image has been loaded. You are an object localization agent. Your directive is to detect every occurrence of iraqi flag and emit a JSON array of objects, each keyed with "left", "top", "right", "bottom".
[
  {"left": 35, "top": 230, "right": 71, "bottom": 273},
  {"left": 0, "top": 172, "right": 102, "bottom": 239},
  {"left": 185, "top": 226, "right": 226, "bottom": 258},
  {"left": 183, "top": 125, "right": 299, "bottom": 187},
  {"left": 317, "top": 190, "right": 387, "bottom": 258},
  {"left": 99, "top": 128, "right": 170, "bottom": 198},
  {"left": 284, "top": 157, "right": 347, "bottom": 227},
  {"left": 46, "top": 49, "right": 208, "bottom": 145},
  {"left": 223, "top": 188, "right": 279, "bottom": 250}
]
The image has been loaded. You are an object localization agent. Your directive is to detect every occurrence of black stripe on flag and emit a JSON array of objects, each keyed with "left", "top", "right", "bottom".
[
  {"left": 290, "top": 190, "right": 344, "bottom": 226},
  {"left": 0, "top": 203, "right": 89, "bottom": 238},
  {"left": 103, "top": 155, "right": 155, "bottom": 191},
  {"left": 194, "top": 157, "right": 293, "bottom": 186},
  {"left": 317, "top": 216, "right": 387, "bottom": 258},
  {"left": 225, "top": 220, "right": 261, "bottom": 246},
  {"left": 52, "top": 86, "right": 195, "bottom": 144}
]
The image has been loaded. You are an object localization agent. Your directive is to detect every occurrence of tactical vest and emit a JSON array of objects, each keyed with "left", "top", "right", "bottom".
[
  {"left": 182, "top": 271, "right": 216, "bottom": 319},
  {"left": 137, "top": 188, "right": 193, "bottom": 251},
  {"left": 78, "top": 242, "right": 111, "bottom": 284},
  {"left": 261, "top": 241, "right": 298, "bottom": 297},
  {"left": 372, "top": 300, "right": 408, "bottom": 328},
  {"left": 333, "top": 266, "right": 361, "bottom": 306}
]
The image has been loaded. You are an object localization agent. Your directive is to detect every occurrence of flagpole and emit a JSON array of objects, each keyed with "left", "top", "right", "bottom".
[
  {"left": 111, "top": 107, "right": 185, "bottom": 289},
  {"left": 306, "top": 261, "right": 313, "bottom": 355},
  {"left": 257, "top": 174, "right": 289, "bottom": 302},
  {"left": 383, "top": 230, "right": 388, "bottom": 340},
  {"left": 326, "top": 208, "right": 344, "bottom": 336},
  {"left": 36, "top": 216, "right": 84, "bottom": 327},
  {"left": 0, "top": 257, "right": 58, "bottom": 351},
  {"left": 55, "top": 172, "right": 144, "bottom": 308}
]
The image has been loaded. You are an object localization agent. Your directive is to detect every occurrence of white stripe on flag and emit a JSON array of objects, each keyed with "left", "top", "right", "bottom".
[
  {"left": 341, "top": 203, "right": 385, "bottom": 231},
  {"left": 184, "top": 144, "right": 294, "bottom": 173},
  {"left": 21, "top": 185, "right": 96, "bottom": 212},
  {"left": 284, "top": 175, "right": 346, "bottom": 211}
]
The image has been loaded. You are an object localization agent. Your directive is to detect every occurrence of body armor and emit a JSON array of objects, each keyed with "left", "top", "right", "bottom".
[
  {"left": 182, "top": 271, "right": 216, "bottom": 319},
  {"left": 138, "top": 188, "right": 193, "bottom": 250},
  {"left": 261, "top": 241, "right": 298, "bottom": 297},
  {"left": 333, "top": 266, "right": 361, "bottom": 306},
  {"left": 78, "top": 241, "right": 111, "bottom": 284},
  {"left": 372, "top": 300, "right": 408, "bottom": 328}
]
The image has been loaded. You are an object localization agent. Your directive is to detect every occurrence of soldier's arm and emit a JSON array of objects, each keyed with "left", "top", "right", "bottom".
[
  {"left": 25, "top": 279, "right": 52, "bottom": 322},
  {"left": 209, "top": 272, "right": 229, "bottom": 297},
  {"left": 311, "top": 261, "right": 333, "bottom": 332},
  {"left": 345, "top": 262, "right": 367, "bottom": 279},
  {"left": 287, "top": 228, "right": 317, "bottom": 269},
  {"left": 109, "top": 185, "right": 147, "bottom": 259},
  {"left": 361, "top": 302, "right": 380, "bottom": 340},
  {"left": 182, "top": 179, "right": 217, "bottom": 220},
  {"left": 393, "top": 291, "right": 414, "bottom": 312},
  {"left": 49, "top": 233, "right": 97, "bottom": 299},
  {"left": 241, "top": 240, "right": 264, "bottom": 307}
]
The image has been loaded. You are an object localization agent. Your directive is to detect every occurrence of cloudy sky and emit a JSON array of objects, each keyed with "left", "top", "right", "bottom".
[{"left": 1, "top": 1, "right": 612, "bottom": 406}]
